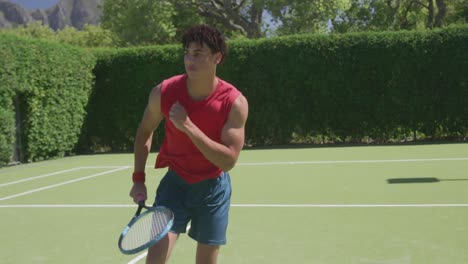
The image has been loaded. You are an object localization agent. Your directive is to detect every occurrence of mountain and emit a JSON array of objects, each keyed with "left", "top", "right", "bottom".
[{"left": 0, "top": 0, "right": 103, "bottom": 30}]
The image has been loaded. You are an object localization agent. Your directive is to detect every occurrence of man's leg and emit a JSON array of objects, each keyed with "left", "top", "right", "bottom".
[
  {"left": 188, "top": 172, "right": 231, "bottom": 264},
  {"left": 196, "top": 243, "right": 220, "bottom": 264},
  {"left": 150, "top": 170, "right": 190, "bottom": 263},
  {"left": 146, "top": 232, "right": 179, "bottom": 264}
]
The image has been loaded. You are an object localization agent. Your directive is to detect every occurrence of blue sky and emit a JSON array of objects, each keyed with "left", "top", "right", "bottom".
[{"left": 8, "top": 0, "right": 59, "bottom": 10}]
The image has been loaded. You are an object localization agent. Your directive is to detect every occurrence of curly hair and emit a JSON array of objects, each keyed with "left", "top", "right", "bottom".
[{"left": 182, "top": 24, "right": 227, "bottom": 64}]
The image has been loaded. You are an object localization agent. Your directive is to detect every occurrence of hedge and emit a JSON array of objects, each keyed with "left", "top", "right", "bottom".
[
  {"left": 0, "top": 33, "right": 95, "bottom": 164},
  {"left": 80, "top": 26, "right": 467, "bottom": 152},
  {"left": 1, "top": 26, "right": 466, "bottom": 165}
]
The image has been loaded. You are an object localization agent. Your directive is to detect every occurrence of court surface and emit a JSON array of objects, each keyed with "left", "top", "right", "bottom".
[{"left": 0, "top": 143, "right": 467, "bottom": 264}]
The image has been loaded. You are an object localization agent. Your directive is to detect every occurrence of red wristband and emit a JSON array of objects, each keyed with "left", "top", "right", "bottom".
[{"left": 132, "top": 172, "right": 146, "bottom": 183}]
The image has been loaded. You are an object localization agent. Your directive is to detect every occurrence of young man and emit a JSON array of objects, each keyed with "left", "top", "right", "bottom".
[{"left": 129, "top": 24, "right": 249, "bottom": 264}]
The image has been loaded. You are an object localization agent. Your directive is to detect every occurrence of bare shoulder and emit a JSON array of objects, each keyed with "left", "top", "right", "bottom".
[
  {"left": 147, "top": 83, "right": 162, "bottom": 112},
  {"left": 234, "top": 94, "right": 248, "bottom": 109},
  {"left": 150, "top": 83, "right": 162, "bottom": 99},
  {"left": 137, "top": 83, "right": 164, "bottom": 132},
  {"left": 228, "top": 94, "right": 249, "bottom": 126}
]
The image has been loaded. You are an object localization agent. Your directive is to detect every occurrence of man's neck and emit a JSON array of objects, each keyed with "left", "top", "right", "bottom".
[{"left": 187, "top": 75, "right": 219, "bottom": 101}]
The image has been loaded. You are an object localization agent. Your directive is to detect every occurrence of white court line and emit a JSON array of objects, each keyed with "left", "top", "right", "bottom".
[
  {"left": 74, "top": 157, "right": 468, "bottom": 169},
  {"left": 236, "top": 157, "right": 468, "bottom": 166},
  {"left": 1, "top": 203, "right": 468, "bottom": 208},
  {"left": 0, "top": 166, "right": 132, "bottom": 188},
  {"left": 0, "top": 168, "right": 82, "bottom": 188},
  {"left": 128, "top": 252, "right": 148, "bottom": 264},
  {"left": 0, "top": 204, "right": 135, "bottom": 208},
  {"left": 80, "top": 166, "right": 131, "bottom": 169},
  {"left": 231, "top": 203, "right": 468, "bottom": 208},
  {"left": 0, "top": 167, "right": 129, "bottom": 201}
]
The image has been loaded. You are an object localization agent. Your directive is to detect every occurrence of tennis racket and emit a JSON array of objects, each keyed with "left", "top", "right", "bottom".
[{"left": 118, "top": 194, "right": 174, "bottom": 255}]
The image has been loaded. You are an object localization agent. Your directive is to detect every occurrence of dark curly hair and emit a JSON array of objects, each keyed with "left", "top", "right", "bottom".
[{"left": 182, "top": 24, "right": 227, "bottom": 64}]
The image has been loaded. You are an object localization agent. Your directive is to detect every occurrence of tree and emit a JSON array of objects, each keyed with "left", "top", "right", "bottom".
[
  {"left": 4, "top": 21, "right": 56, "bottom": 40},
  {"left": 266, "top": 0, "right": 352, "bottom": 35},
  {"left": 332, "top": 0, "right": 458, "bottom": 33},
  {"left": 446, "top": 0, "right": 468, "bottom": 25},
  {"left": 100, "top": 0, "right": 465, "bottom": 46},
  {"left": 194, "top": 0, "right": 265, "bottom": 38},
  {"left": 56, "top": 25, "right": 117, "bottom": 48},
  {"left": 100, "top": 0, "right": 353, "bottom": 41},
  {"left": 405, "top": 0, "right": 448, "bottom": 29},
  {"left": 1, "top": 22, "right": 117, "bottom": 48},
  {"left": 192, "top": 0, "right": 351, "bottom": 37},
  {"left": 100, "top": 0, "right": 266, "bottom": 43},
  {"left": 101, "top": 0, "right": 178, "bottom": 46},
  {"left": 170, "top": 1, "right": 205, "bottom": 40}
]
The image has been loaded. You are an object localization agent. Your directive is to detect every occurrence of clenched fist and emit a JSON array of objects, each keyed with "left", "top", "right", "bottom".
[{"left": 169, "top": 101, "right": 192, "bottom": 132}]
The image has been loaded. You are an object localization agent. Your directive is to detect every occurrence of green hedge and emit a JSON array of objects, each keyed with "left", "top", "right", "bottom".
[
  {"left": 78, "top": 45, "right": 184, "bottom": 152},
  {"left": 220, "top": 26, "right": 468, "bottom": 144},
  {"left": 0, "top": 33, "right": 95, "bottom": 164},
  {"left": 0, "top": 93, "right": 15, "bottom": 166},
  {"left": 80, "top": 26, "right": 467, "bottom": 152},
  {"left": 0, "top": 39, "right": 19, "bottom": 165},
  {"left": 3, "top": 26, "right": 465, "bottom": 164}
]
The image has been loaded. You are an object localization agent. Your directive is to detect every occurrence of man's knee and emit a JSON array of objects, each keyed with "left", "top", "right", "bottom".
[
  {"left": 146, "top": 233, "right": 179, "bottom": 264},
  {"left": 196, "top": 243, "right": 220, "bottom": 264}
]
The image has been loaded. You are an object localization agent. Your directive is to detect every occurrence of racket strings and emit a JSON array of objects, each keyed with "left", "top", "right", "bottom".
[{"left": 121, "top": 208, "right": 172, "bottom": 250}]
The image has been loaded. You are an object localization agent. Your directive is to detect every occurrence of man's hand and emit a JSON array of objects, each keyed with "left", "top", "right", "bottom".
[
  {"left": 169, "top": 101, "right": 191, "bottom": 132},
  {"left": 129, "top": 182, "right": 147, "bottom": 204}
]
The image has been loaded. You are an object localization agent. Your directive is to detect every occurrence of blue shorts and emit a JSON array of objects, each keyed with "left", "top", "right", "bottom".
[{"left": 154, "top": 170, "right": 231, "bottom": 245}]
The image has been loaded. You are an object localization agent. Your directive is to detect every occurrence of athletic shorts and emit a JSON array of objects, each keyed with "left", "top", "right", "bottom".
[{"left": 153, "top": 169, "right": 232, "bottom": 245}]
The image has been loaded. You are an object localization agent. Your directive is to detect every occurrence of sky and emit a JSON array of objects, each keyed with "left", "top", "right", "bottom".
[{"left": 8, "top": 0, "right": 59, "bottom": 10}]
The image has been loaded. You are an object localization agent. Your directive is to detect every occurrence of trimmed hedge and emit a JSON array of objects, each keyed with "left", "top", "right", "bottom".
[
  {"left": 2, "top": 26, "right": 467, "bottom": 165},
  {"left": 78, "top": 45, "right": 183, "bottom": 152},
  {"left": 80, "top": 26, "right": 467, "bottom": 152},
  {"left": 0, "top": 39, "right": 18, "bottom": 165},
  {"left": 0, "top": 33, "right": 95, "bottom": 164},
  {"left": 220, "top": 26, "right": 468, "bottom": 144},
  {"left": 0, "top": 92, "right": 15, "bottom": 166}
]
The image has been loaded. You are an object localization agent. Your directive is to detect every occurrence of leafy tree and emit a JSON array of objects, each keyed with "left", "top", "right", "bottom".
[
  {"left": 101, "top": 0, "right": 264, "bottom": 44},
  {"left": 194, "top": 0, "right": 265, "bottom": 38},
  {"left": 56, "top": 25, "right": 117, "bottom": 47},
  {"left": 192, "top": 0, "right": 348, "bottom": 37},
  {"left": 171, "top": 1, "right": 205, "bottom": 40},
  {"left": 101, "top": 0, "right": 350, "bottom": 41},
  {"left": 266, "top": 0, "right": 351, "bottom": 34},
  {"left": 4, "top": 21, "right": 56, "bottom": 39},
  {"left": 445, "top": 0, "right": 468, "bottom": 25},
  {"left": 332, "top": 0, "right": 462, "bottom": 33},
  {"left": 5, "top": 0, "right": 464, "bottom": 48},
  {"left": 1, "top": 22, "right": 117, "bottom": 48},
  {"left": 100, "top": 0, "right": 352, "bottom": 42},
  {"left": 79, "top": 24, "right": 118, "bottom": 47},
  {"left": 101, "top": 0, "right": 178, "bottom": 46}
]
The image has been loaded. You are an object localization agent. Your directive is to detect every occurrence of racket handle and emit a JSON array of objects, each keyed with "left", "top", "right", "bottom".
[
  {"left": 136, "top": 193, "right": 146, "bottom": 204},
  {"left": 135, "top": 193, "right": 146, "bottom": 216}
]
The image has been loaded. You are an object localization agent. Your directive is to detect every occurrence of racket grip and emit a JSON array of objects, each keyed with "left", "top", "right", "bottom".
[{"left": 136, "top": 193, "right": 146, "bottom": 205}]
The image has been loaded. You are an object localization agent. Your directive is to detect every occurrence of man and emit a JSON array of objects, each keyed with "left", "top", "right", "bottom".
[{"left": 129, "top": 24, "right": 249, "bottom": 264}]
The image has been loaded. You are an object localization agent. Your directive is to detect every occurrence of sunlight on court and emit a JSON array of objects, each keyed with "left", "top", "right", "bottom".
[{"left": 0, "top": 143, "right": 467, "bottom": 264}]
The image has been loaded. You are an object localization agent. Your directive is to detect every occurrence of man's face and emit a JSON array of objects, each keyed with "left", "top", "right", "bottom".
[{"left": 184, "top": 42, "right": 221, "bottom": 78}]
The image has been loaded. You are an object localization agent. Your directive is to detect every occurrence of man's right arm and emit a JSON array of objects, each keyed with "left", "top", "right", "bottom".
[
  {"left": 134, "top": 84, "right": 164, "bottom": 172},
  {"left": 130, "top": 84, "right": 164, "bottom": 202}
]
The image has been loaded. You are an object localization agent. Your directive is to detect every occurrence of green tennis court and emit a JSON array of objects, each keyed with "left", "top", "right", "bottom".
[{"left": 1, "top": 143, "right": 467, "bottom": 264}]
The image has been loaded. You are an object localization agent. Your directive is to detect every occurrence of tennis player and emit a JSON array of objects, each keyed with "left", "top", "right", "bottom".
[{"left": 129, "top": 24, "right": 249, "bottom": 264}]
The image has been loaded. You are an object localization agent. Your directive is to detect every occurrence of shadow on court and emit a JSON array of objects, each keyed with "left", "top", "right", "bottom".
[{"left": 387, "top": 177, "right": 468, "bottom": 184}]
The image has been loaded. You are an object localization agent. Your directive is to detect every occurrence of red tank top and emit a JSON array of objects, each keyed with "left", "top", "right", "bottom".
[{"left": 155, "top": 74, "right": 241, "bottom": 184}]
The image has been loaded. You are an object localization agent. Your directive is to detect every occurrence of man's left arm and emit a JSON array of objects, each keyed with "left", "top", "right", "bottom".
[{"left": 169, "top": 95, "right": 249, "bottom": 171}]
